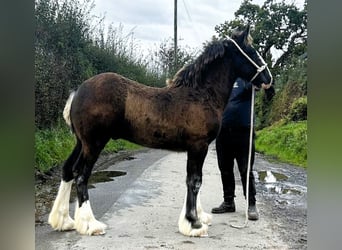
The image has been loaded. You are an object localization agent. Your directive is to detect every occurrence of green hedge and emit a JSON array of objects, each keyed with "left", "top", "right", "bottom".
[
  {"left": 35, "top": 126, "right": 140, "bottom": 172},
  {"left": 255, "top": 121, "right": 307, "bottom": 167}
]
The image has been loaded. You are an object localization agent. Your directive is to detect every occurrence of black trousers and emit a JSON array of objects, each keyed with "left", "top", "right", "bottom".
[{"left": 215, "top": 126, "right": 256, "bottom": 204}]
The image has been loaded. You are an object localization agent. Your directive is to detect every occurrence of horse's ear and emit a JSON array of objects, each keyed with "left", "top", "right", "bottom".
[
  {"left": 243, "top": 25, "right": 250, "bottom": 44},
  {"left": 243, "top": 25, "right": 253, "bottom": 45},
  {"left": 231, "top": 27, "right": 243, "bottom": 42},
  {"left": 231, "top": 25, "right": 252, "bottom": 45}
]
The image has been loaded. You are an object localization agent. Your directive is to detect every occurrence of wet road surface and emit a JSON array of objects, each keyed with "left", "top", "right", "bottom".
[{"left": 35, "top": 143, "right": 307, "bottom": 249}]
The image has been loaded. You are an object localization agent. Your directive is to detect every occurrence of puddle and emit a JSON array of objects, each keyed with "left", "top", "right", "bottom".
[
  {"left": 258, "top": 170, "right": 288, "bottom": 183},
  {"left": 264, "top": 185, "right": 302, "bottom": 195},
  {"left": 256, "top": 170, "right": 303, "bottom": 196},
  {"left": 35, "top": 170, "right": 126, "bottom": 224},
  {"left": 88, "top": 170, "right": 126, "bottom": 188}
]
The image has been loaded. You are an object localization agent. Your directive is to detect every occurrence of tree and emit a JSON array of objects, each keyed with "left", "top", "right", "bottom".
[
  {"left": 35, "top": 0, "right": 96, "bottom": 128},
  {"left": 35, "top": 0, "right": 166, "bottom": 129},
  {"left": 154, "top": 38, "right": 198, "bottom": 78},
  {"left": 215, "top": 0, "right": 307, "bottom": 77},
  {"left": 214, "top": 0, "right": 307, "bottom": 129}
]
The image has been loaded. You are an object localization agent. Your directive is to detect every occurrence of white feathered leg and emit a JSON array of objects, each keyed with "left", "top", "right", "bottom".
[
  {"left": 74, "top": 200, "right": 107, "bottom": 235},
  {"left": 48, "top": 180, "right": 75, "bottom": 231},
  {"left": 197, "top": 192, "right": 212, "bottom": 225},
  {"left": 178, "top": 192, "right": 208, "bottom": 237}
]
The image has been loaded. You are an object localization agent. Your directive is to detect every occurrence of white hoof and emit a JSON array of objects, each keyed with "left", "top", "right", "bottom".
[
  {"left": 48, "top": 213, "right": 75, "bottom": 231},
  {"left": 178, "top": 215, "right": 209, "bottom": 237},
  {"left": 74, "top": 201, "right": 107, "bottom": 235},
  {"left": 196, "top": 192, "right": 212, "bottom": 225},
  {"left": 178, "top": 190, "right": 210, "bottom": 237},
  {"left": 48, "top": 180, "right": 75, "bottom": 231},
  {"left": 198, "top": 211, "right": 212, "bottom": 226}
]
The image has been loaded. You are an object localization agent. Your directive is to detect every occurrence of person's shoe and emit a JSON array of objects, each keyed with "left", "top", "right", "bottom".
[
  {"left": 211, "top": 201, "right": 236, "bottom": 214},
  {"left": 248, "top": 204, "right": 259, "bottom": 220}
]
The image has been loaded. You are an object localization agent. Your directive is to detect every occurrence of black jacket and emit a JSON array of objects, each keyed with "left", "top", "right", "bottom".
[{"left": 222, "top": 78, "right": 254, "bottom": 128}]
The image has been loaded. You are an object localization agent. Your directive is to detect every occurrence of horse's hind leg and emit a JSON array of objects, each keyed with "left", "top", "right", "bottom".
[
  {"left": 73, "top": 139, "right": 108, "bottom": 235},
  {"left": 178, "top": 143, "right": 211, "bottom": 237},
  {"left": 48, "top": 139, "right": 82, "bottom": 231}
]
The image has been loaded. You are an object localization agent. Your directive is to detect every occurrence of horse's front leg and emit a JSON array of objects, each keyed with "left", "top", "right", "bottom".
[
  {"left": 178, "top": 144, "right": 211, "bottom": 237},
  {"left": 196, "top": 193, "right": 212, "bottom": 226}
]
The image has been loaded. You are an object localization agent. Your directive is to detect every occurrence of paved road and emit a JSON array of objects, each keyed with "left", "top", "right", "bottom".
[{"left": 36, "top": 143, "right": 307, "bottom": 249}]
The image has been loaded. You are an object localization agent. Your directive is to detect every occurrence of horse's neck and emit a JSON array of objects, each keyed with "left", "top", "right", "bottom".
[{"left": 204, "top": 63, "right": 234, "bottom": 111}]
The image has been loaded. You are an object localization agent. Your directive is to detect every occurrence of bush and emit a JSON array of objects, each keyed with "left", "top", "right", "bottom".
[
  {"left": 35, "top": 125, "right": 140, "bottom": 172},
  {"left": 255, "top": 57, "right": 307, "bottom": 129},
  {"left": 35, "top": 0, "right": 167, "bottom": 129},
  {"left": 35, "top": 126, "right": 76, "bottom": 172},
  {"left": 288, "top": 96, "right": 307, "bottom": 121},
  {"left": 255, "top": 121, "right": 307, "bottom": 167}
]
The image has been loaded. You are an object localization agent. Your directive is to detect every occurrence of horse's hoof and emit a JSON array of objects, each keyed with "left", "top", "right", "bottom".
[
  {"left": 192, "top": 219, "right": 203, "bottom": 229},
  {"left": 48, "top": 180, "right": 75, "bottom": 231},
  {"left": 189, "top": 223, "right": 209, "bottom": 237},
  {"left": 87, "top": 220, "right": 107, "bottom": 236},
  {"left": 87, "top": 221, "right": 107, "bottom": 235},
  {"left": 92, "top": 229, "right": 106, "bottom": 236},
  {"left": 178, "top": 216, "right": 209, "bottom": 237},
  {"left": 75, "top": 217, "right": 107, "bottom": 235},
  {"left": 199, "top": 211, "right": 212, "bottom": 225},
  {"left": 74, "top": 200, "right": 107, "bottom": 235},
  {"left": 195, "top": 224, "right": 209, "bottom": 237},
  {"left": 48, "top": 212, "right": 75, "bottom": 231},
  {"left": 60, "top": 217, "right": 76, "bottom": 231}
]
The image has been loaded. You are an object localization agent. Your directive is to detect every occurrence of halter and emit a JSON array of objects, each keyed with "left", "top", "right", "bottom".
[{"left": 228, "top": 38, "right": 273, "bottom": 85}]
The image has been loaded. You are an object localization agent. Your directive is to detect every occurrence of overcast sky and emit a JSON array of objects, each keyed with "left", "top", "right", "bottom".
[{"left": 92, "top": 0, "right": 303, "bottom": 54}]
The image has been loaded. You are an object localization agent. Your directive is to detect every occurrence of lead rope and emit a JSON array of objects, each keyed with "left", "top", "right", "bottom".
[
  {"left": 230, "top": 85, "right": 255, "bottom": 229},
  {"left": 226, "top": 36, "right": 271, "bottom": 228}
]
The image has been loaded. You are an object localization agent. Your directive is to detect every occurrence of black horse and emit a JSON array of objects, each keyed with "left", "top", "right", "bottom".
[{"left": 48, "top": 26, "right": 272, "bottom": 236}]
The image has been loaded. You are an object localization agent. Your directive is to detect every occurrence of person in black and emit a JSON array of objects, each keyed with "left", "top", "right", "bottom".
[{"left": 212, "top": 77, "right": 274, "bottom": 220}]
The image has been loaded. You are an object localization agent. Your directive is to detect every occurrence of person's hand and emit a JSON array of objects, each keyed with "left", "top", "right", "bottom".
[
  {"left": 261, "top": 83, "right": 271, "bottom": 89},
  {"left": 264, "top": 85, "right": 275, "bottom": 101}
]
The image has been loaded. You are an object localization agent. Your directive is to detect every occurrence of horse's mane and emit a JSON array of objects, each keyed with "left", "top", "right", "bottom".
[
  {"left": 167, "top": 40, "right": 228, "bottom": 88},
  {"left": 166, "top": 28, "right": 254, "bottom": 89}
]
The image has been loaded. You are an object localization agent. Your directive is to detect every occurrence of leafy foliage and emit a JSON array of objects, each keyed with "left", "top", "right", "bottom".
[
  {"left": 254, "top": 55, "right": 307, "bottom": 166},
  {"left": 35, "top": 126, "right": 76, "bottom": 172},
  {"left": 35, "top": 0, "right": 167, "bottom": 129},
  {"left": 214, "top": 0, "right": 307, "bottom": 129},
  {"left": 153, "top": 38, "right": 198, "bottom": 78},
  {"left": 288, "top": 96, "right": 307, "bottom": 122},
  {"left": 35, "top": 125, "right": 140, "bottom": 172},
  {"left": 214, "top": 0, "right": 307, "bottom": 166},
  {"left": 215, "top": 0, "right": 307, "bottom": 76},
  {"left": 255, "top": 121, "right": 307, "bottom": 167},
  {"left": 267, "top": 57, "right": 307, "bottom": 125}
]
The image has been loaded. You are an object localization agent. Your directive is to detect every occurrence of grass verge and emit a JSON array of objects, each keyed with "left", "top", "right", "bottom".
[
  {"left": 255, "top": 120, "right": 307, "bottom": 167},
  {"left": 35, "top": 126, "right": 140, "bottom": 173}
]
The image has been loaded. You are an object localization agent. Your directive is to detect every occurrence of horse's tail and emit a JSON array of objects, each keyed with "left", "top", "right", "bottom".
[{"left": 63, "top": 91, "right": 76, "bottom": 130}]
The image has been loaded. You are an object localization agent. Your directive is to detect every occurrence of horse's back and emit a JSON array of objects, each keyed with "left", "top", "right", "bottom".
[
  {"left": 77, "top": 72, "right": 129, "bottom": 96},
  {"left": 70, "top": 73, "right": 131, "bottom": 139},
  {"left": 69, "top": 72, "right": 221, "bottom": 150}
]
